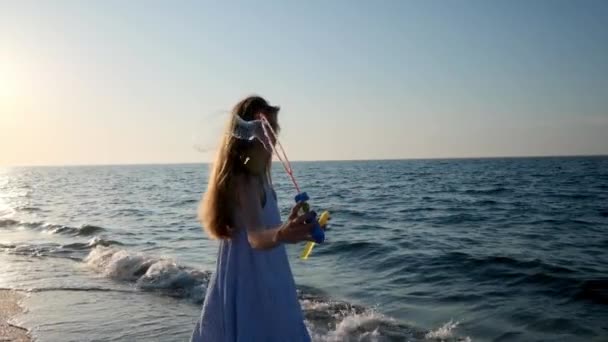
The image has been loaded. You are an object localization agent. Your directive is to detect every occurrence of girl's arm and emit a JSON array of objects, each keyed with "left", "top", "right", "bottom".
[{"left": 236, "top": 176, "right": 314, "bottom": 250}]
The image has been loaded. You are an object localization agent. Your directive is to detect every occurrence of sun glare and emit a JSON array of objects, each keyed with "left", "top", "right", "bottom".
[{"left": 0, "top": 58, "right": 25, "bottom": 103}]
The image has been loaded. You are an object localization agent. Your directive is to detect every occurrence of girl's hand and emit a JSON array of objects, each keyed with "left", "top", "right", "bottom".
[
  {"left": 288, "top": 201, "right": 306, "bottom": 221},
  {"left": 275, "top": 206, "right": 316, "bottom": 244}
]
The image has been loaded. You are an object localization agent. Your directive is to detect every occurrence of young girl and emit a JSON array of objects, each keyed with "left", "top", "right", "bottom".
[{"left": 191, "top": 96, "right": 315, "bottom": 341}]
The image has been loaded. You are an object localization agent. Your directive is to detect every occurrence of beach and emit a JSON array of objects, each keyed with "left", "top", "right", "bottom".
[{"left": 0, "top": 290, "right": 29, "bottom": 342}]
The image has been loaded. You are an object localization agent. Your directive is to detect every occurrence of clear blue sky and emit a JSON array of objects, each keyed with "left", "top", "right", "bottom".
[{"left": 1, "top": 0, "right": 607, "bottom": 165}]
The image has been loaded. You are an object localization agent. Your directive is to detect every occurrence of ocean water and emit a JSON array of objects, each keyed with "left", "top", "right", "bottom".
[{"left": 1, "top": 157, "right": 607, "bottom": 342}]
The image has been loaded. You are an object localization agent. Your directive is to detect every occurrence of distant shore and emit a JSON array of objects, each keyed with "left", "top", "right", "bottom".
[{"left": 0, "top": 290, "right": 30, "bottom": 342}]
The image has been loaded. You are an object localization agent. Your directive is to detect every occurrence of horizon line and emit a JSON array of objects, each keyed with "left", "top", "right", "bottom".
[{"left": 2, "top": 153, "right": 607, "bottom": 168}]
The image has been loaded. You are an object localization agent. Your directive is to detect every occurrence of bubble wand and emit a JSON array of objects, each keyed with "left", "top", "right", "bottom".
[{"left": 256, "top": 115, "right": 330, "bottom": 259}]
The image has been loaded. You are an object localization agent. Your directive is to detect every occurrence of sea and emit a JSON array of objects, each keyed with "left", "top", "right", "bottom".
[{"left": 1, "top": 157, "right": 607, "bottom": 342}]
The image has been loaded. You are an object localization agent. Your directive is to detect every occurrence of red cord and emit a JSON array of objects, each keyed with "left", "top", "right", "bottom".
[{"left": 259, "top": 116, "right": 301, "bottom": 194}]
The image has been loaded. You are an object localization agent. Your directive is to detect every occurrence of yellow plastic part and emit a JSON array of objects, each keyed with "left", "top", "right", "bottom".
[{"left": 300, "top": 211, "right": 330, "bottom": 260}]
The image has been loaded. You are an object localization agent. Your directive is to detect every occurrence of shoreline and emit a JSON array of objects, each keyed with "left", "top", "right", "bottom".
[{"left": 0, "top": 290, "right": 31, "bottom": 342}]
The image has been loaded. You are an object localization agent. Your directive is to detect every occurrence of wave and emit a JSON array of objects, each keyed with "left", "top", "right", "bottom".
[
  {"left": 547, "top": 193, "right": 594, "bottom": 200},
  {"left": 300, "top": 287, "right": 470, "bottom": 341},
  {"left": 0, "top": 237, "right": 123, "bottom": 260},
  {"left": 425, "top": 320, "right": 466, "bottom": 341},
  {"left": 575, "top": 278, "right": 608, "bottom": 305},
  {"left": 463, "top": 187, "right": 510, "bottom": 195},
  {"left": 1, "top": 286, "right": 140, "bottom": 295},
  {"left": 307, "top": 306, "right": 470, "bottom": 341},
  {"left": 0, "top": 218, "right": 21, "bottom": 227},
  {"left": 1, "top": 241, "right": 87, "bottom": 259},
  {"left": 437, "top": 252, "right": 576, "bottom": 274},
  {"left": 429, "top": 213, "right": 487, "bottom": 224},
  {"left": 316, "top": 240, "right": 387, "bottom": 259},
  {"left": 528, "top": 218, "right": 594, "bottom": 226},
  {"left": 2, "top": 238, "right": 474, "bottom": 341},
  {"left": 473, "top": 199, "right": 499, "bottom": 205},
  {"left": 63, "top": 236, "right": 124, "bottom": 249},
  {"left": 48, "top": 224, "right": 106, "bottom": 236},
  {"left": 428, "top": 252, "right": 608, "bottom": 306},
  {"left": 338, "top": 208, "right": 368, "bottom": 218},
  {"left": 28, "top": 286, "right": 136, "bottom": 294},
  {"left": 301, "top": 289, "right": 415, "bottom": 342},
  {"left": 85, "top": 246, "right": 211, "bottom": 303},
  {"left": 0, "top": 218, "right": 106, "bottom": 236},
  {"left": 397, "top": 207, "right": 437, "bottom": 213},
  {"left": 108, "top": 208, "right": 149, "bottom": 218},
  {"left": 16, "top": 206, "right": 43, "bottom": 212},
  {"left": 83, "top": 247, "right": 468, "bottom": 341},
  {"left": 307, "top": 309, "right": 408, "bottom": 342},
  {"left": 172, "top": 199, "right": 198, "bottom": 206}
]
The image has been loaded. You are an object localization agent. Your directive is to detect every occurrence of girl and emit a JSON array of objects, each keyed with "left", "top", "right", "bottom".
[{"left": 191, "top": 96, "right": 315, "bottom": 341}]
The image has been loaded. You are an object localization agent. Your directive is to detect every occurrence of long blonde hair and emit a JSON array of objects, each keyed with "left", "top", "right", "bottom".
[{"left": 199, "top": 96, "right": 280, "bottom": 239}]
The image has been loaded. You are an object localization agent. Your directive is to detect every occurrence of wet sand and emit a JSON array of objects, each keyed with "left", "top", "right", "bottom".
[{"left": 0, "top": 290, "right": 30, "bottom": 342}]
